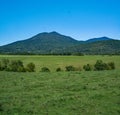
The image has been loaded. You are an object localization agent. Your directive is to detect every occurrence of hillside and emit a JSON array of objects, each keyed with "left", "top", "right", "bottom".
[
  {"left": 0, "top": 32, "right": 120, "bottom": 55},
  {"left": 72, "top": 40, "right": 120, "bottom": 55},
  {"left": 0, "top": 32, "right": 78, "bottom": 54},
  {"left": 85, "top": 36, "right": 112, "bottom": 43}
]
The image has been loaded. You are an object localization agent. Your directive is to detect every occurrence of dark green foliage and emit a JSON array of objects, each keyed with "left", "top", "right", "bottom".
[
  {"left": 0, "top": 103, "right": 3, "bottom": 112},
  {"left": 0, "top": 59, "right": 9, "bottom": 71},
  {"left": 7, "top": 60, "right": 25, "bottom": 72},
  {"left": 26, "top": 62, "right": 35, "bottom": 72},
  {"left": 94, "top": 60, "right": 115, "bottom": 71},
  {"left": 41, "top": 67, "right": 50, "bottom": 72},
  {"left": 0, "top": 59, "right": 36, "bottom": 72},
  {"left": 65, "top": 65, "right": 75, "bottom": 71},
  {"left": 73, "top": 52, "right": 84, "bottom": 56},
  {"left": 94, "top": 60, "right": 106, "bottom": 71},
  {"left": 83, "top": 64, "right": 92, "bottom": 71},
  {"left": 108, "top": 62, "right": 115, "bottom": 70},
  {"left": 56, "top": 67, "right": 62, "bottom": 72}
]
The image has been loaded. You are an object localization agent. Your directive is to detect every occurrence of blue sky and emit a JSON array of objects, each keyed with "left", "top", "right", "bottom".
[{"left": 0, "top": 0, "right": 120, "bottom": 46}]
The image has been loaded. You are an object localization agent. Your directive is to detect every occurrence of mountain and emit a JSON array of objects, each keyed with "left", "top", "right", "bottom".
[
  {"left": 0, "top": 32, "right": 120, "bottom": 55},
  {"left": 0, "top": 31, "right": 78, "bottom": 54},
  {"left": 85, "top": 37, "right": 113, "bottom": 43},
  {"left": 71, "top": 40, "right": 120, "bottom": 55}
]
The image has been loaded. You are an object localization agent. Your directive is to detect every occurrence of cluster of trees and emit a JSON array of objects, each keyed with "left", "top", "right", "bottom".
[{"left": 0, "top": 59, "right": 35, "bottom": 72}]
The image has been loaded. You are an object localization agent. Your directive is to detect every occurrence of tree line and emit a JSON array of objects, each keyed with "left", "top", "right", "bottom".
[{"left": 0, "top": 59, "right": 115, "bottom": 72}]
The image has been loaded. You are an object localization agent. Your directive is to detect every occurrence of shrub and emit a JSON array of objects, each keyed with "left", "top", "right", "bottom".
[
  {"left": 83, "top": 64, "right": 92, "bottom": 71},
  {"left": 65, "top": 65, "right": 75, "bottom": 71},
  {"left": 26, "top": 62, "right": 35, "bottom": 72},
  {"left": 56, "top": 67, "right": 62, "bottom": 72},
  {"left": 108, "top": 62, "right": 115, "bottom": 70},
  {"left": 0, "top": 59, "right": 9, "bottom": 71},
  {"left": 17, "top": 66, "right": 26, "bottom": 72},
  {"left": 94, "top": 60, "right": 106, "bottom": 71},
  {"left": 8, "top": 60, "right": 25, "bottom": 72},
  {"left": 94, "top": 60, "right": 115, "bottom": 71},
  {"left": 41, "top": 67, "right": 50, "bottom": 72}
]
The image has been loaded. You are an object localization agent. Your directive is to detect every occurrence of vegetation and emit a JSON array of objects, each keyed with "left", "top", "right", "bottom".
[
  {"left": 41, "top": 67, "right": 50, "bottom": 72},
  {"left": 56, "top": 67, "right": 62, "bottom": 72},
  {"left": 0, "top": 59, "right": 116, "bottom": 72},
  {"left": 0, "top": 55, "right": 120, "bottom": 114},
  {"left": 0, "top": 55, "right": 119, "bottom": 72},
  {"left": 26, "top": 62, "right": 35, "bottom": 72},
  {"left": 0, "top": 32, "right": 120, "bottom": 55},
  {"left": 94, "top": 60, "right": 115, "bottom": 71},
  {"left": 65, "top": 65, "right": 76, "bottom": 71},
  {"left": 0, "top": 70, "right": 120, "bottom": 114},
  {"left": 83, "top": 64, "right": 92, "bottom": 71},
  {"left": 108, "top": 62, "right": 115, "bottom": 70},
  {"left": 0, "top": 59, "right": 35, "bottom": 72},
  {"left": 7, "top": 60, "right": 25, "bottom": 72},
  {"left": 0, "top": 58, "right": 9, "bottom": 71}
]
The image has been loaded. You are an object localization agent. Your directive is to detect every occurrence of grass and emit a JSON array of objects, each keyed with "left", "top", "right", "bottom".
[
  {"left": 0, "top": 55, "right": 120, "bottom": 114},
  {"left": 0, "top": 70, "right": 120, "bottom": 115},
  {"left": 0, "top": 55, "right": 120, "bottom": 71}
]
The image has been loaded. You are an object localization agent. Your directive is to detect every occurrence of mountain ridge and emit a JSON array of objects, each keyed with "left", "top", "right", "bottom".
[{"left": 0, "top": 32, "right": 120, "bottom": 55}]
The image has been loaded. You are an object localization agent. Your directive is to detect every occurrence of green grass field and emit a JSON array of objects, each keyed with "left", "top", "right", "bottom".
[
  {"left": 0, "top": 55, "right": 120, "bottom": 115},
  {"left": 0, "top": 55, "right": 120, "bottom": 71}
]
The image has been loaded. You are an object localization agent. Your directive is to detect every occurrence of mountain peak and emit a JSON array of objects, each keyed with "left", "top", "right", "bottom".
[
  {"left": 86, "top": 36, "right": 113, "bottom": 43},
  {"left": 49, "top": 31, "right": 59, "bottom": 34}
]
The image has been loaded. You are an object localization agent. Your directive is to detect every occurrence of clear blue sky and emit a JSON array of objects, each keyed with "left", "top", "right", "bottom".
[{"left": 0, "top": 0, "right": 120, "bottom": 46}]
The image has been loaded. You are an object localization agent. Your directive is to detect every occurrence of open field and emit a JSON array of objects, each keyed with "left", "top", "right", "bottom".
[
  {"left": 0, "top": 55, "right": 120, "bottom": 71},
  {"left": 0, "top": 70, "right": 120, "bottom": 115},
  {"left": 0, "top": 55, "right": 120, "bottom": 114}
]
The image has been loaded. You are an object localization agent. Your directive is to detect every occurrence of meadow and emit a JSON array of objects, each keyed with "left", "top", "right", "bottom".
[
  {"left": 0, "top": 55, "right": 120, "bottom": 115},
  {"left": 0, "top": 55, "right": 120, "bottom": 71}
]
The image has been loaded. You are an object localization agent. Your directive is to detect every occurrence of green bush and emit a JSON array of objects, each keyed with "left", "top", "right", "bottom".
[
  {"left": 41, "top": 67, "right": 50, "bottom": 72},
  {"left": 7, "top": 60, "right": 25, "bottom": 72},
  {"left": 65, "top": 65, "right": 75, "bottom": 71},
  {"left": 0, "top": 59, "right": 36, "bottom": 72},
  {"left": 0, "top": 59, "right": 9, "bottom": 71},
  {"left": 108, "top": 62, "right": 115, "bottom": 70},
  {"left": 26, "top": 62, "right": 35, "bottom": 72},
  {"left": 94, "top": 60, "right": 106, "bottom": 70},
  {"left": 83, "top": 64, "right": 92, "bottom": 71},
  {"left": 94, "top": 60, "right": 115, "bottom": 71},
  {"left": 56, "top": 67, "right": 62, "bottom": 72}
]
